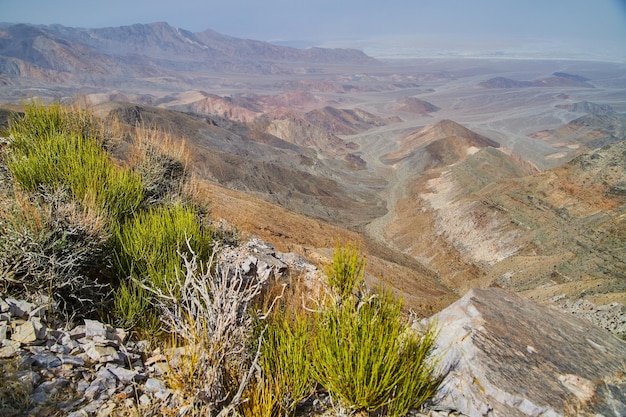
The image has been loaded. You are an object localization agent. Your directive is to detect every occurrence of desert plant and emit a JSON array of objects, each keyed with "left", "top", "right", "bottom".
[
  {"left": 112, "top": 203, "right": 215, "bottom": 329},
  {"left": 9, "top": 99, "right": 101, "bottom": 144},
  {"left": 384, "top": 321, "right": 444, "bottom": 417},
  {"left": 238, "top": 376, "right": 279, "bottom": 417},
  {"left": 128, "top": 125, "right": 190, "bottom": 206},
  {"left": 312, "top": 243, "right": 443, "bottom": 416},
  {"left": 113, "top": 203, "right": 214, "bottom": 287},
  {"left": 260, "top": 307, "right": 315, "bottom": 415},
  {"left": 146, "top": 242, "right": 271, "bottom": 416},
  {"left": 0, "top": 188, "right": 111, "bottom": 315},
  {"left": 325, "top": 240, "right": 366, "bottom": 300},
  {"left": 7, "top": 131, "right": 144, "bottom": 222},
  {"left": 311, "top": 291, "right": 442, "bottom": 416}
]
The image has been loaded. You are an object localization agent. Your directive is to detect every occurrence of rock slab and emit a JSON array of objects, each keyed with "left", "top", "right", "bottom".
[{"left": 429, "top": 288, "right": 626, "bottom": 417}]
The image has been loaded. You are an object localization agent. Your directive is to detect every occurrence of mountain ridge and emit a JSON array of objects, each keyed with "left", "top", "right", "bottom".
[{"left": 0, "top": 22, "right": 380, "bottom": 84}]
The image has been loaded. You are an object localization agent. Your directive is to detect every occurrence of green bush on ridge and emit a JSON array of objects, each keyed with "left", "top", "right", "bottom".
[
  {"left": 312, "top": 244, "right": 443, "bottom": 416},
  {"left": 1, "top": 100, "right": 216, "bottom": 329},
  {"left": 325, "top": 240, "right": 366, "bottom": 300},
  {"left": 311, "top": 291, "right": 442, "bottom": 416},
  {"left": 112, "top": 203, "right": 216, "bottom": 329},
  {"left": 255, "top": 243, "right": 443, "bottom": 416},
  {"left": 9, "top": 99, "right": 101, "bottom": 144},
  {"left": 260, "top": 307, "right": 315, "bottom": 415},
  {"left": 7, "top": 131, "right": 144, "bottom": 223}
]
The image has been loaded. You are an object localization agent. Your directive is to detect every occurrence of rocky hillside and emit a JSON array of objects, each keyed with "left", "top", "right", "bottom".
[
  {"left": 99, "top": 103, "right": 387, "bottom": 229},
  {"left": 530, "top": 113, "right": 626, "bottom": 163},
  {"left": 556, "top": 100, "right": 616, "bottom": 115},
  {"left": 429, "top": 288, "right": 626, "bottom": 417},
  {"left": 381, "top": 139, "right": 626, "bottom": 321}
]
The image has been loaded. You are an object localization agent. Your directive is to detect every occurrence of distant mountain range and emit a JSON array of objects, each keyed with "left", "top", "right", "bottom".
[{"left": 0, "top": 22, "right": 379, "bottom": 85}]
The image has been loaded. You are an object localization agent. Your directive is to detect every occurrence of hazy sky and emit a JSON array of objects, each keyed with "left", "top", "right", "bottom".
[{"left": 2, "top": 0, "right": 626, "bottom": 59}]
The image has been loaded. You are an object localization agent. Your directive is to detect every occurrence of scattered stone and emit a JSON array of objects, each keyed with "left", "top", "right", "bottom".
[
  {"left": 32, "top": 352, "right": 62, "bottom": 367},
  {"left": 59, "top": 353, "right": 85, "bottom": 367},
  {"left": 84, "top": 319, "right": 107, "bottom": 339},
  {"left": 6, "top": 298, "right": 35, "bottom": 318},
  {"left": 0, "top": 339, "right": 20, "bottom": 358},
  {"left": 16, "top": 370, "right": 40, "bottom": 393},
  {"left": 28, "top": 304, "right": 49, "bottom": 319},
  {"left": 144, "top": 377, "right": 166, "bottom": 393},
  {"left": 0, "top": 298, "right": 9, "bottom": 313},
  {"left": 85, "top": 345, "right": 119, "bottom": 363},
  {"left": 50, "top": 343, "right": 70, "bottom": 354},
  {"left": 11, "top": 321, "right": 39, "bottom": 344},
  {"left": 139, "top": 394, "right": 151, "bottom": 406},
  {"left": 84, "top": 380, "right": 104, "bottom": 402},
  {"left": 107, "top": 365, "right": 139, "bottom": 384},
  {"left": 31, "top": 317, "right": 47, "bottom": 339}
]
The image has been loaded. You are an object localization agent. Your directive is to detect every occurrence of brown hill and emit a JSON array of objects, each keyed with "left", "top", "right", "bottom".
[
  {"left": 381, "top": 119, "right": 500, "bottom": 166},
  {"left": 100, "top": 102, "right": 385, "bottom": 229},
  {"left": 530, "top": 113, "right": 626, "bottom": 164},
  {"left": 88, "top": 102, "right": 455, "bottom": 316},
  {"left": 392, "top": 96, "right": 440, "bottom": 115},
  {"left": 261, "top": 108, "right": 359, "bottom": 157},
  {"left": 303, "top": 106, "right": 390, "bottom": 135},
  {"left": 555, "top": 100, "right": 616, "bottom": 115},
  {"left": 159, "top": 91, "right": 261, "bottom": 123}
]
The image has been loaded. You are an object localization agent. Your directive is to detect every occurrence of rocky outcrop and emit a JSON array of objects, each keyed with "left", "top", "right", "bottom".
[{"left": 428, "top": 288, "right": 626, "bottom": 417}]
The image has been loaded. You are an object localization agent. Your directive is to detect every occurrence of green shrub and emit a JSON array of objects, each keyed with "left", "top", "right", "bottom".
[
  {"left": 313, "top": 243, "right": 443, "bottom": 416},
  {"left": 112, "top": 203, "right": 215, "bottom": 328},
  {"left": 9, "top": 99, "right": 101, "bottom": 143},
  {"left": 311, "top": 291, "right": 442, "bottom": 416},
  {"left": 7, "top": 132, "right": 144, "bottom": 222},
  {"left": 260, "top": 309, "right": 315, "bottom": 414},
  {"left": 112, "top": 280, "right": 161, "bottom": 334},
  {"left": 325, "top": 240, "right": 365, "bottom": 300}
]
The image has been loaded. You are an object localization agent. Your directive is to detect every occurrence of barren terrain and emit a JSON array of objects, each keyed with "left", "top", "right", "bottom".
[{"left": 2, "top": 30, "right": 625, "bottom": 322}]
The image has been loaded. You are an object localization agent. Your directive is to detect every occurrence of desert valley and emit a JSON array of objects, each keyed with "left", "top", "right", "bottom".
[{"left": 0, "top": 21, "right": 625, "bottom": 416}]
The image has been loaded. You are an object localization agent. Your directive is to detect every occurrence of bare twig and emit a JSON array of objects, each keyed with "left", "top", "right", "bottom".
[{"left": 143, "top": 239, "right": 282, "bottom": 416}]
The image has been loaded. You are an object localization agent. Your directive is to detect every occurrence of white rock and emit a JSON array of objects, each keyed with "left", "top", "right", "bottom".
[
  {"left": 429, "top": 288, "right": 626, "bottom": 417},
  {"left": 144, "top": 377, "right": 166, "bottom": 393},
  {"left": 106, "top": 365, "right": 138, "bottom": 384},
  {"left": 6, "top": 298, "right": 34, "bottom": 318},
  {"left": 84, "top": 319, "right": 107, "bottom": 338},
  {"left": 12, "top": 321, "right": 38, "bottom": 344}
]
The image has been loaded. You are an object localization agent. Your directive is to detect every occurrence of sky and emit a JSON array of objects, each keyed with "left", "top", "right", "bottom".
[{"left": 2, "top": 0, "right": 626, "bottom": 60}]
